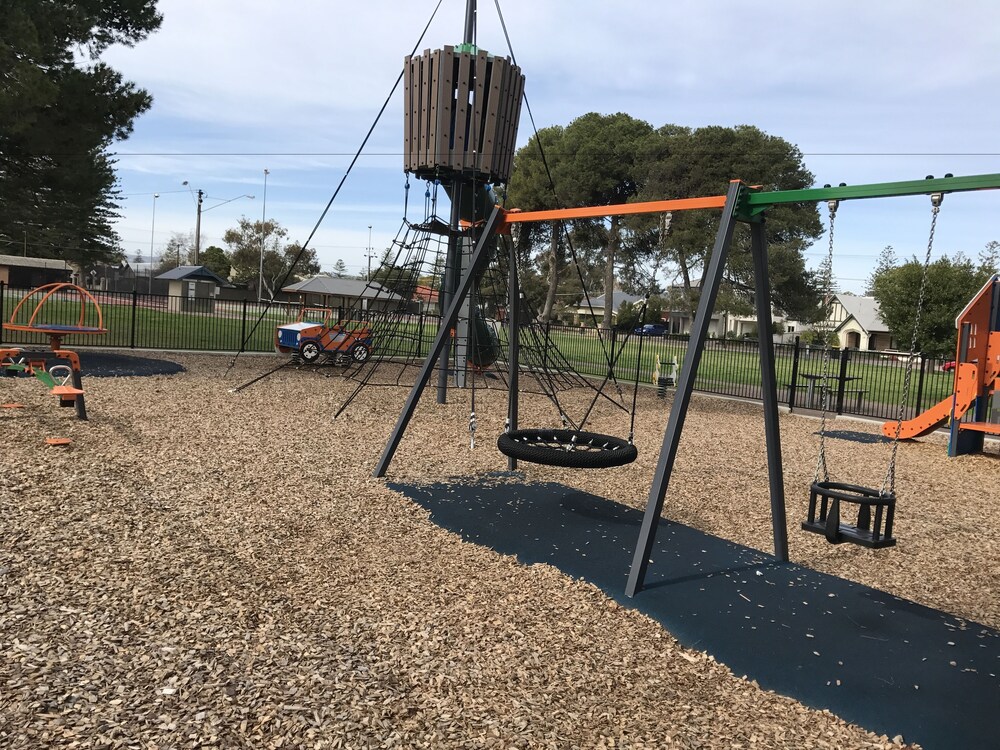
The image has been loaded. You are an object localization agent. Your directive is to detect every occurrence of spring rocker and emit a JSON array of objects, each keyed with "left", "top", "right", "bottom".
[{"left": 1, "top": 283, "right": 107, "bottom": 420}]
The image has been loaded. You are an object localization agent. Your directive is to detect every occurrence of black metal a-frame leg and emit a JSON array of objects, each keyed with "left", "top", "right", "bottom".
[
  {"left": 625, "top": 182, "right": 789, "bottom": 597},
  {"left": 373, "top": 205, "right": 505, "bottom": 478}
]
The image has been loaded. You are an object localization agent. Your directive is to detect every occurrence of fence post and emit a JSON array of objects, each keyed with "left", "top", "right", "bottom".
[
  {"left": 914, "top": 352, "right": 927, "bottom": 418},
  {"left": 788, "top": 336, "right": 800, "bottom": 409},
  {"left": 835, "top": 347, "right": 850, "bottom": 414},
  {"left": 130, "top": 288, "right": 138, "bottom": 349},
  {"left": 240, "top": 298, "right": 248, "bottom": 352},
  {"left": 609, "top": 327, "right": 618, "bottom": 381},
  {"left": 0, "top": 281, "right": 5, "bottom": 346}
]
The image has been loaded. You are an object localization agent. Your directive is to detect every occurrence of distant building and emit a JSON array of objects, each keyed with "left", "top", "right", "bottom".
[
  {"left": 570, "top": 291, "right": 645, "bottom": 326},
  {"left": 0, "top": 254, "right": 72, "bottom": 288},
  {"left": 155, "top": 265, "right": 232, "bottom": 313},
  {"left": 828, "top": 294, "right": 895, "bottom": 350},
  {"left": 282, "top": 276, "right": 404, "bottom": 316}
]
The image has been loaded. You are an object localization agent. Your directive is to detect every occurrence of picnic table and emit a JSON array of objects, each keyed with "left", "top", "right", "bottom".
[{"left": 790, "top": 373, "right": 864, "bottom": 411}]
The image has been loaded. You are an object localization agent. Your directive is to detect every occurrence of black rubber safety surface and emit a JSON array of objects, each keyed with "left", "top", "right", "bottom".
[
  {"left": 75, "top": 352, "right": 185, "bottom": 378},
  {"left": 388, "top": 478, "right": 1000, "bottom": 750}
]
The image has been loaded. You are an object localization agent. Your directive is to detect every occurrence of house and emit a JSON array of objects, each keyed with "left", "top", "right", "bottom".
[
  {"left": 828, "top": 294, "right": 895, "bottom": 350},
  {"left": 570, "top": 291, "right": 645, "bottom": 325},
  {"left": 282, "top": 276, "right": 404, "bottom": 317},
  {"left": 413, "top": 284, "right": 440, "bottom": 315},
  {"left": 0, "top": 254, "right": 72, "bottom": 288},
  {"left": 155, "top": 265, "right": 232, "bottom": 313}
]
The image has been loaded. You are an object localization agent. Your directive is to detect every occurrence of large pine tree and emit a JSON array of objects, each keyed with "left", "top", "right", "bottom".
[{"left": 0, "top": 1, "right": 161, "bottom": 269}]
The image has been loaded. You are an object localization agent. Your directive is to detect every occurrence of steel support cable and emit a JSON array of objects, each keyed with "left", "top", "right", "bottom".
[
  {"left": 492, "top": 0, "right": 618, "bottom": 391},
  {"left": 226, "top": 0, "right": 445, "bottom": 377}
]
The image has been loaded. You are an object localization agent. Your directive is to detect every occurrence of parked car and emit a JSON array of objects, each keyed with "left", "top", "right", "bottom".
[
  {"left": 941, "top": 360, "right": 956, "bottom": 372},
  {"left": 633, "top": 323, "right": 668, "bottom": 337}
]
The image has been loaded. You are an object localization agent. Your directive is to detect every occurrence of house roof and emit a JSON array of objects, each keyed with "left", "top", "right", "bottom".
[
  {"left": 0, "top": 254, "right": 72, "bottom": 271},
  {"left": 414, "top": 284, "right": 439, "bottom": 303},
  {"left": 833, "top": 294, "right": 887, "bottom": 334},
  {"left": 282, "top": 275, "right": 403, "bottom": 301},
  {"left": 575, "top": 291, "right": 646, "bottom": 310},
  {"left": 155, "top": 265, "right": 231, "bottom": 286}
]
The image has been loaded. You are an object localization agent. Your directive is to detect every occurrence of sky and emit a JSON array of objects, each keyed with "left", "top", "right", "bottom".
[{"left": 101, "top": 0, "right": 1000, "bottom": 293}]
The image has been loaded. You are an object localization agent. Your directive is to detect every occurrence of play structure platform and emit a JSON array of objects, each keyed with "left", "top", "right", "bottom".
[
  {"left": 884, "top": 274, "right": 1000, "bottom": 453},
  {"left": 389, "top": 477, "right": 1000, "bottom": 750}
]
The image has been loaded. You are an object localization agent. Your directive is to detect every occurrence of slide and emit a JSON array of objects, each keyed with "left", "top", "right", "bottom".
[{"left": 882, "top": 363, "right": 979, "bottom": 439}]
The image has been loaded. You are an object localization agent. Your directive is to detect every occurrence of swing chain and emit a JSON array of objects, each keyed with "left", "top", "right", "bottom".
[
  {"left": 469, "top": 410, "right": 477, "bottom": 449},
  {"left": 883, "top": 193, "right": 942, "bottom": 494},
  {"left": 813, "top": 200, "right": 839, "bottom": 484}
]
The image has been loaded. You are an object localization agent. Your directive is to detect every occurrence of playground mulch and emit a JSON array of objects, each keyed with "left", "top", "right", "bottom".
[{"left": 2, "top": 352, "right": 997, "bottom": 749}]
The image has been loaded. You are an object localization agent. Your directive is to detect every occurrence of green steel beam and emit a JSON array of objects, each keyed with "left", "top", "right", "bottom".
[{"left": 741, "top": 172, "right": 1000, "bottom": 218}]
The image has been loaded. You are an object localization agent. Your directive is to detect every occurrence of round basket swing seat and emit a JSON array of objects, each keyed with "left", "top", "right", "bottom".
[
  {"left": 497, "top": 428, "right": 638, "bottom": 469},
  {"left": 802, "top": 480, "right": 896, "bottom": 549}
]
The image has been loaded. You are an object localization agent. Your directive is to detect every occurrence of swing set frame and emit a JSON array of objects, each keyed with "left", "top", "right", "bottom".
[{"left": 372, "top": 171, "right": 1000, "bottom": 597}]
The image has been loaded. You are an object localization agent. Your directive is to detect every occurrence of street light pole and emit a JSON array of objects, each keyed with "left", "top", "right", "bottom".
[
  {"left": 367, "top": 225, "right": 373, "bottom": 280},
  {"left": 194, "top": 189, "right": 204, "bottom": 264},
  {"left": 149, "top": 193, "right": 159, "bottom": 293},
  {"left": 259, "top": 168, "right": 269, "bottom": 302}
]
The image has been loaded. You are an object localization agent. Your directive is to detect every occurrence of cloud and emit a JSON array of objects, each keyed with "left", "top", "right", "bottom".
[{"left": 98, "top": 0, "right": 1000, "bottom": 292}]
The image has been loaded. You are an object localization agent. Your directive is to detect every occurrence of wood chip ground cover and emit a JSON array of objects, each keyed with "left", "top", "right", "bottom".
[{"left": 4, "top": 353, "right": 993, "bottom": 748}]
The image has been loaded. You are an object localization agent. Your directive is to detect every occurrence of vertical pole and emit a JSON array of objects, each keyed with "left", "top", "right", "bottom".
[
  {"left": 626, "top": 180, "right": 745, "bottom": 597},
  {"left": 374, "top": 206, "right": 503, "bottom": 478},
  {"left": 437, "top": 183, "right": 464, "bottom": 403},
  {"left": 240, "top": 298, "right": 248, "bottom": 352},
  {"left": 0, "top": 281, "right": 5, "bottom": 346},
  {"left": 788, "top": 335, "right": 801, "bottom": 410},
  {"left": 149, "top": 193, "right": 158, "bottom": 294},
  {"left": 463, "top": 0, "right": 476, "bottom": 44},
  {"left": 914, "top": 352, "right": 927, "bottom": 418},
  {"left": 258, "top": 172, "right": 269, "bottom": 301},
  {"left": 71, "top": 368, "right": 87, "bottom": 421},
  {"left": 194, "top": 189, "right": 203, "bottom": 265},
  {"left": 130, "top": 289, "right": 138, "bottom": 349},
  {"left": 835, "top": 347, "right": 850, "bottom": 415},
  {"left": 750, "top": 219, "right": 788, "bottom": 562},
  {"left": 506, "top": 235, "right": 520, "bottom": 471}
]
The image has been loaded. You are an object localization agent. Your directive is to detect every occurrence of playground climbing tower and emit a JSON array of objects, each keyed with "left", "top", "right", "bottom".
[{"left": 402, "top": 0, "right": 524, "bottom": 401}]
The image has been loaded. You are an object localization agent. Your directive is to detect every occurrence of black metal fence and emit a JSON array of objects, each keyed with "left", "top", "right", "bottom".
[
  {"left": 1, "top": 281, "right": 954, "bottom": 424},
  {"left": 0, "top": 283, "right": 301, "bottom": 353}
]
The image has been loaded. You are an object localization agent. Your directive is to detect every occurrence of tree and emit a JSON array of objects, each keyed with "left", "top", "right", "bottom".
[
  {"left": 0, "top": 1, "right": 162, "bottom": 270},
  {"left": 199, "top": 245, "right": 231, "bottom": 278},
  {"left": 639, "top": 124, "right": 823, "bottom": 321},
  {"left": 224, "top": 218, "right": 320, "bottom": 298},
  {"left": 506, "top": 125, "right": 567, "bottom": 322},
  {"left": 870, "top": 252, "right": 995, "bottom": 358},
  {"left": 154, "top": 232, "right": 192, "bottom": 274},
  {"left": 554, "top": 113, "right": 655, "bottom": 329},
  {"left": 979, "top": 240, "right": 999, "bottom": 275},
  {"left": 865, "top": 245, "right": 897, "bottom": 295},
  {"left": 333, "top": 259, "right": 348, "bottom": 278}
]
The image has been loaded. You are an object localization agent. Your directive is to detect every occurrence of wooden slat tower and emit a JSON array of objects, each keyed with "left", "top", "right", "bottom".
[
  {"left": 403, "top": 45, "right": 523, "bottom": 185},
  {"left": 400, "top": 0, "right": 525, "bottom": 401}
]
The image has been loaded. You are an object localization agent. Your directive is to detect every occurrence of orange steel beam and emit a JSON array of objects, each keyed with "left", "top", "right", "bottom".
[{"left": 501, "top": 195, "right": 728, "bottom": 225}]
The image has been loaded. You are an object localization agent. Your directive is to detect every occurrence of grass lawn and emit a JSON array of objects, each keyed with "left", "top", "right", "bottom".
[{"left": 2, "top": 287, "right": 956, "bottom": 415}]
